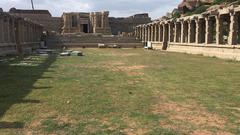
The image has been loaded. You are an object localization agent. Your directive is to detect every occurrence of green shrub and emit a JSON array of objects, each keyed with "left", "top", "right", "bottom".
[
  {"left": 213, "top": 0, "right": 239, "bottom": 4},
  {"left": 172, "top": 12, "right": 181, "bottom": 19}
]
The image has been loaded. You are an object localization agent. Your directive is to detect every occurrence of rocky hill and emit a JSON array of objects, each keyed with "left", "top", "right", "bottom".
[{"left": 173, "top": 0, "right": 240, "bottom": 17}]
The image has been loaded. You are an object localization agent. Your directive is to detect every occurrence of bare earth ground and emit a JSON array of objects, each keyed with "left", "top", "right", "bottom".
[{"left": 0, "top": 48, "right": 239, "bottom": 135}]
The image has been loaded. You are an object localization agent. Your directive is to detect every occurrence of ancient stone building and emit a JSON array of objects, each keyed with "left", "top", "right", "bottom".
[
  {"left": 109, "top": 13, "right": 151, "bottom": 35},
  {"left": 135, "top": 5, "right": 240, "bottom": 60},
  {"left": 62, "top": 11, "right": 111, "bottom": 35},
  {"left": 9, "top": 8, "right": 62, "bottom": 33}
]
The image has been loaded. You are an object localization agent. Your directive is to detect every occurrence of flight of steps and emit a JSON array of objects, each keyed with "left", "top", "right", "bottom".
[{"left": 47, "top": 34, "right": 143, "bottom": 48}]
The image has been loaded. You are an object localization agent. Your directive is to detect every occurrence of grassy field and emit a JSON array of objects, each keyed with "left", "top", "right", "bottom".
[{"left": 0, "top": 48, "right": 239, "bottom": 135}]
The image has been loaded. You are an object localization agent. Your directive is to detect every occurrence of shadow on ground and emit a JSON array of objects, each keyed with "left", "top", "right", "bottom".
[{"left": 0, "top": 54, "right": 57, "bottom": 129}]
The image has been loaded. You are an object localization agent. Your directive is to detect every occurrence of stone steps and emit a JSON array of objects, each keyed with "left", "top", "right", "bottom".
[{"left": 47, "top": 35, "right": 143, "bottom": 48}]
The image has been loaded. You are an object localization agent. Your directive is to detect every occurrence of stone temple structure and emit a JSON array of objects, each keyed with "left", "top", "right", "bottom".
[
  {"left": 135, "top": 5, "right": 240, "bottom": 60},
  {"left": 7, "top": 8, "right": 150, "bottom": 35},
  {"left": 62, "top": 11, "right": 111, "bottom": 34}
]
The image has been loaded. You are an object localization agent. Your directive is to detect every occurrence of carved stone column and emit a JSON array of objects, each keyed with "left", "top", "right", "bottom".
[
  {"left": 154, "top": 24, "right": 157, "bottom": 41},
  {"left": 12, "top": 18, "right": 16, "bottom": 43},
  {"left": 228, "top": 12, "right": 238, "bottom": 45},
  {"left": 144, "top": 26, "right": 146, "bottom": 41},
  {"left": 4, "top": 17, "right": 10, "bottom": 43},
  {"left": 148, "top": 25, "right": 150, "bottom": 42},
  {"left": 162, "top": 23, "right": 169, "bottom": 50},
  {"left": 163, "top": 24, "right": 167, "bottom": 42},
  {"left": 195, "top": 19, "right": 200, "bottom": 44},
  {"left": 215, "top": 15, "right": 223, "bottom": 45},
  {"left": 0, "top": 16, "right": 4, "bottom": 43},
  {"left": 147, "top": 26, "right": 151, "bottom": 42},
  {"left": 135, "top": 28, "right": 137, "bottom": 37},
  {"left": 188, "top": 20, "right": 191, "bottom": 43},
  {"left": 150, "top": 25, "right": 153, "bottom": 41},
  {"left": 159, "top": 24, "right": 163, "bottom": 42},
  {"left": 141, "top": 26, "right": 144, "bottom": 41},
  {"left": 21, "top": 21, "right": 25, "bottom": 43},
  {"left": 174, "top": 22, "right": 177, "bottom": 42},
  {"left": 169, "top": 22, "right": 174, "bottom": 42},
  {"left": 139, "top": 27, "right": 141, "bottom": 39},
  {"left": 139, "top": 27, "right": 142, "bottom": 39},
  {"left": 205, "top": 17, "right": 212, "bottom": 44},
  {"left": 181, "top": 21, "right": 184, "bottom": 43}
]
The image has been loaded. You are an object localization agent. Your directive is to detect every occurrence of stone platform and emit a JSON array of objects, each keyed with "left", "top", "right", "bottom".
[{"left": 47, "top": 34, "right": 143, "bottom": 48}]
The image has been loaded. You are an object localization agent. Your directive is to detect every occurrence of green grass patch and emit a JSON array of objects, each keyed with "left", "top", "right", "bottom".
[{"left": 0, "top": 49, "right": 239, "bottom": 134}]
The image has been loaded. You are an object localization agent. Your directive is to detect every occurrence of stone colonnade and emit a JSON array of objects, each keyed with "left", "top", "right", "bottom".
[
  {"left": 0, "top": 12, "right": 43, "bottom": 53},
  {"left": 135, "top": 6, "right": 240, "bottom": 47}
]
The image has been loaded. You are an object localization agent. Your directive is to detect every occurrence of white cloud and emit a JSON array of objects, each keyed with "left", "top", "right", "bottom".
[{"left": 0, "top": 0, "right": 181, "bottom": 19}]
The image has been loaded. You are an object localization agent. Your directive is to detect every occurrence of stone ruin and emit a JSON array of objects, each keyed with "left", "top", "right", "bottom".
[
  {"left": 135, "top": 5, "right": 240, "bottom": 60},
  {"left": 62, "top": 11, "right": 111, "bottom": 35}
]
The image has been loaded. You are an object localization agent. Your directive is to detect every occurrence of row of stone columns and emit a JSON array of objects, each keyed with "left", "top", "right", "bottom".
[
  {"left": 135, "top": 10, "right": 240, "bottom": 46},
  {"left": 0, "top": 13, "right": 43, "bottom": 44}
]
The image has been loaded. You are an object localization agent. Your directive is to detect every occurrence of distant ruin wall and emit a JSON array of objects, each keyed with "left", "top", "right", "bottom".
[
  {"left": 109, "top": 13, "right": 151, "bottom": 35},
  {"left": 9, "top": 8, "right": 63, "bottom": 33}
]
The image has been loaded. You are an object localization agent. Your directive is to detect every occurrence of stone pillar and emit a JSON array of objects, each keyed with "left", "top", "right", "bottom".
[
  {"left": 162, "top": 24, "right": 169, "bottom": 50},
  {"left": 144, "top": 25, "right": 148, "bottom": 42},
  {"left": 216, "top": 15, "right": 223, "bottom": 45},
  {"left": 15, "top": 19, "right": 22, "bottom": 54},
  {"left": 137, "top": 27, "right": 140, "bottom": 38},
  {"left": 228, "top": 12, "right": 238, "bottom": 45},
  {"left": 148, "top": 26, "right": 151, "bottom": 42},
  {"left": 195, "top": 19, "right": 200, "bottom": 44},
  {"left": 0, "top": 16, "right": 4, "bottom": 43},
  {"left": 151, "top": 25, "right": 154, "bottom": 41},
  {"left": 169, "top": 22, "right": 174, "bottom": 42},
  {"left": 139, "top": 27, "right": 142, "bottom": 40},
  {"left": 139, "top": 27, "right": 142, "bottom": 39},
  {"left": 63, "top": 13, "right": 68, "bottom": 33},
  {"left": 68, "top": 14, "right": 72, "bottom": 32},
  {"left": 135, "top": 28, "right": 138, "bottom": 38},
  {"left": 154, "top": 24, "right": 157, "bottom": 41},
  {"left": 12, "top": 18, "right": 16, "bottom": 43},
  {"left": 147, "top": 26, "right": 150, "bottom": 41},
  {"left": 101, "top": 12, "right": 105, "bottom": 28},
  {"left": 159, "top": 24, "right": 163, "bottom": 42},
  {"left": 26, "top": 23, "right": 30, "bottom": 42},
  {"left": 205, "top": 17, "right": 211, "bottom": 44},
  {"left": 5, "top": 17, "right": 10, "bottom": 43},
  {"left": 174, "top": 22, "right": 177, "bottom": 42},
  {"left": 21, "top": 21, "right": 25, "bottom": 43},
  {"left": 181, "top": 21, "right": 184, "bottom": 43},
  {"left": 188, "top": 20, "right": 191, "bottom": 43},
  {"left": 163, "top": 24, "right": 167, "bottom": 42},
  {"left": 141, "top": 27, "right": 144, "bottom": 41}
]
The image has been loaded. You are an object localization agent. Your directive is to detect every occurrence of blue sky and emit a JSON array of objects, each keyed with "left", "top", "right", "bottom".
[{"left": 0, "top": 0, "right": 181, "bottom": 19}]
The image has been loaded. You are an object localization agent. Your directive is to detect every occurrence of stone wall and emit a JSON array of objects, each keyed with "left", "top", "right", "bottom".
[
  {"left": 9, "top": 8, "right": 62, "bottom": 33},
  {"left": 109, "top": 13, "right": 151, "bottom": 35},
  {"left": 135, "top": 5, "right": 240, "bottom": 61},
  {"left": 47, "top": 34, "right": 143, "bottom": 48},
  {"left": 0, "top": 12, "right": 43, "bottom": 56}
]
